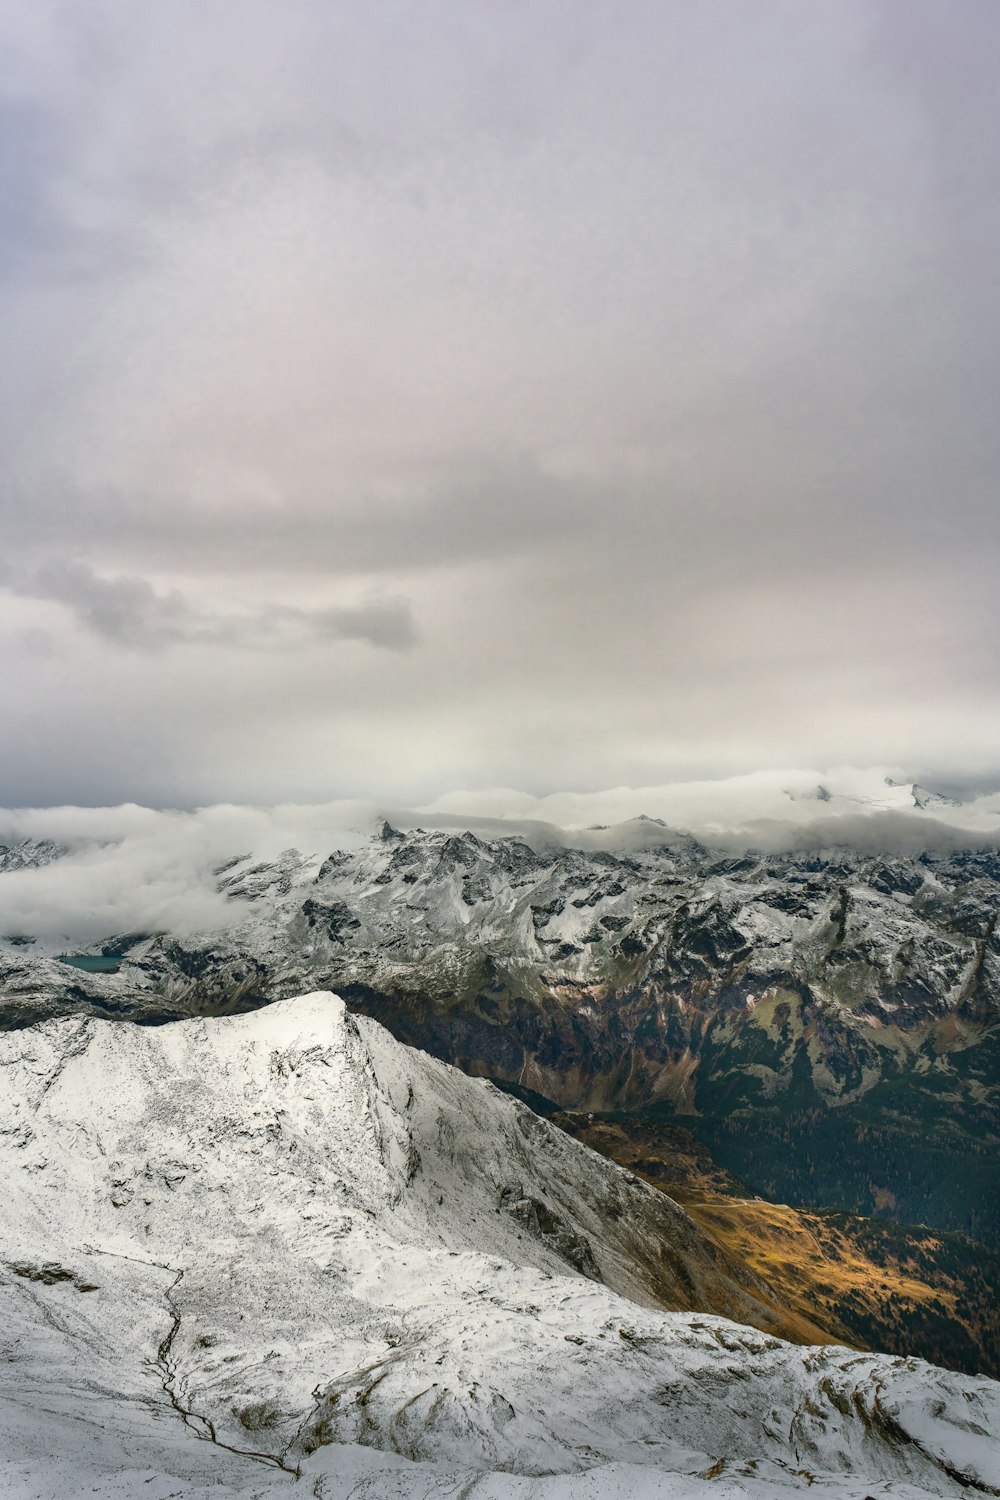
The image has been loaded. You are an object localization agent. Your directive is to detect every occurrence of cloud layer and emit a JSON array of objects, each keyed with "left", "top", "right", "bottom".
[
  {"left": 3, "top": 770, "right": 999, "bottom": 943},
  {"left": 1, "top": 3, "right": 998, "bottom": 805}
]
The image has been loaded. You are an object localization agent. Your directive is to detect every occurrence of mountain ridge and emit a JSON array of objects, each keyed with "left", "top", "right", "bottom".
[
  {"left": 2, "top": 992, "right": 999, "bottom": 1499},
  {"left": 3, "top": 821, "right": 996, "bottom": 1235}
]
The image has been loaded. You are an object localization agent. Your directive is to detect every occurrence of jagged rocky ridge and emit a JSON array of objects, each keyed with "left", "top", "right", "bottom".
[
  {"left": 3, "top": 821, "right": 998, "bottom": 1243},
  {"left": 0, "top": 837, "right": 68, "bottom": 876},
  {"left": 1, "top": 992, "right": 998, "bottom": 1499}
]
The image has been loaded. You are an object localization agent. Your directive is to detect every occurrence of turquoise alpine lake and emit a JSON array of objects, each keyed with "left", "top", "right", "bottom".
[{"left": 57, "top": 955, "right": 123, "bottom": 973}]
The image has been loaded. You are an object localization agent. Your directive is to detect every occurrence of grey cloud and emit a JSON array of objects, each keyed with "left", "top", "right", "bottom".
[
  {"left": 31, "top": 561, "right": 197, "bottom": 649},
  {"left": 1, "top": 3, "right": 999, "bottom": 806},
  {"left": 1, "top": 560, "right": 418, "bottom": 652},
  {"left": 313, "top": 599, "right": 418, "bottom": 651},
  {"left": 710, "top": 812, "right": 1000, "bottom": 858},
  {"left": 397, "top": 809, "right": 1000, "bottom": 860}
]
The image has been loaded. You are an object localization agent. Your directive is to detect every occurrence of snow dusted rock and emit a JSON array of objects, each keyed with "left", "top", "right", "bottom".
[
  {"left": 0, "top": 993, "right": 803, "bottom": 1333},
  {"left": 0, "top": 838, "right": 67, "bottom": 875},
  {"left": 5, "top": 823, "right": 999, "bottom": 1112},
  {"left": 3, "top": 822, "right": 995, "bottom": 1242},
  {"left": 5, "top": 821, "right": 997, "bottom": 1242},
  {"left": 0, "top": 993, "right": 997, "bottom": 1499}
]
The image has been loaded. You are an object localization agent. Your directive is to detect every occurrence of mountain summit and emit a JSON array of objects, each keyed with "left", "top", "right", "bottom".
[{"left": 2, "top": 993, "right": 998, "bottom": 1498}]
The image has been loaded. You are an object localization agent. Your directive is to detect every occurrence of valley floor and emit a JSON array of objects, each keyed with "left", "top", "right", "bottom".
[{"left": 556, "top": 1114, "right": 1000, "bottom": 1379}]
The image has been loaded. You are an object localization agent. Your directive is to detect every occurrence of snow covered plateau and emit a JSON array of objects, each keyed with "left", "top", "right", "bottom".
[{"left": 1, "top": 992, "right": 998, "bottom": 1500}]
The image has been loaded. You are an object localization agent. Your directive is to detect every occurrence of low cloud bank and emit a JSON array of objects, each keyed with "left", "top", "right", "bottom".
[
  {"left": 2, "top": 770, "right": 999, "bottom": 944},
  {"left": 418, "top": 768, "right": 1000, "bottom": 840},
  {"left": 0, "top": 801, "right": 372, "bottom": 944}
]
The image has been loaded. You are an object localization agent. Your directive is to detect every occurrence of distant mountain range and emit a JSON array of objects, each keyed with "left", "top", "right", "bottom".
[{"left": 4, "top": 814, "right": 997, "bottom": 1215}]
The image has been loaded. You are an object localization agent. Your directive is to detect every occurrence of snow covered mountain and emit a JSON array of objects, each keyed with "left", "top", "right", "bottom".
[
  {"left": 0, "top": 838, "right": 67, "bottom": 876},
  {"left": 3, "top": 820, "right": 998, "bottom": 1246},
  {"left": 2, "top": 992, "right": 998, "bottom": 1499}
]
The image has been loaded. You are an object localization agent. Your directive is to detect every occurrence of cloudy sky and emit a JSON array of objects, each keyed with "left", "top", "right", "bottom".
[{"left": 1, "top": 0, "right": 999, "bottom": 810}]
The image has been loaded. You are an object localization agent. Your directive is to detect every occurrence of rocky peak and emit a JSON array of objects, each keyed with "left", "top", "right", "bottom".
[{"left": 3, "top": 993, "right": 998, "bottom": 1498}]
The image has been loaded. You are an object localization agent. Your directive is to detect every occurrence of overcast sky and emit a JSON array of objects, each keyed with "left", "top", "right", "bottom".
[{"left": 1, "top": 0, "right": 999, "bottom": 810}]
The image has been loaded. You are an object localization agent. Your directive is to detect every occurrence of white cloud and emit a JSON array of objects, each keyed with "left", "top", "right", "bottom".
[
  {"left": 0, "top": 799, "right": 372, "bottom": 942},
  {"left": 418, "top": 768, "right": 1000, "bottom": 844}
]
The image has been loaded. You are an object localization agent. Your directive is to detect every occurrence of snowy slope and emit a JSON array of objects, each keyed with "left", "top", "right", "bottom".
[{"left": 0, "top": 993, "right": 997, "bottom": 1499}]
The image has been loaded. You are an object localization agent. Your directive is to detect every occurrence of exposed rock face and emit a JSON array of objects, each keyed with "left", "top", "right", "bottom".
[
  {"left": 0, "top": 837, "right": 67, "bottom": 878},
  {"left": 3, "top": 826, "right": 999, "bottom": 1240},
  {"left": 2, "top": 993, "right": 998, "bottom": 1499}
]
